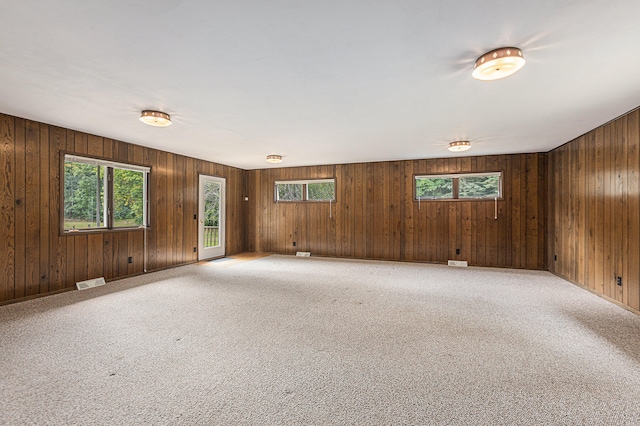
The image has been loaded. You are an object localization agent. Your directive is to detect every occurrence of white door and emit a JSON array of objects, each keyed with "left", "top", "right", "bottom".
[{"left": 198, "top": 175, "right": 225, "bottom": 260}]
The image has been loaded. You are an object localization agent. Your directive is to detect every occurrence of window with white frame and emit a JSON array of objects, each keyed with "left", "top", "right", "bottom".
[
  {"left": 415, "top": 172, "right": 502, "bottom": 200},
  {"left": 275, "top": 179, "right": 335, "bottom": 202},
  {"left": 63, "top": 154, "right": 149, "bottom": 231}
]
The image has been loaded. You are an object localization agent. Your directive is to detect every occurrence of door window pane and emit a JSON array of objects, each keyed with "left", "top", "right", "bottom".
[{"left": 204, "top": 181, "right": 221, "bottom": 248}]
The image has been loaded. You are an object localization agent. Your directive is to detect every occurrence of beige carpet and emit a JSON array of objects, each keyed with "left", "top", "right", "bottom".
[{"left": 1, "top": 255, "right": 640, "bottom": 425}]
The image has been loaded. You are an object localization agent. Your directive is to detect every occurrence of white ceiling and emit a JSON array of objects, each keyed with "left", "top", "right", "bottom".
[{"left": 2, "top": 1, "right": 639, "bottom": 170}]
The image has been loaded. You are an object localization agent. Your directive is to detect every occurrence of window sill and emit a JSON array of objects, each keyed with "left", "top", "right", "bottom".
[{"left": 61, "top": 227, "right": 147, "bottom": 237}]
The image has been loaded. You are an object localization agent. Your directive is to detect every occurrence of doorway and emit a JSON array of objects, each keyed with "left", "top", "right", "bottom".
[{"left": 198, "top": 175, "right": 225, "bottom": 260}]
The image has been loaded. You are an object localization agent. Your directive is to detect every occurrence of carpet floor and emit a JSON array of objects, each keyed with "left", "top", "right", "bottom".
[{"left": 1, "top": 255, "right": 640, "bottom": 425}]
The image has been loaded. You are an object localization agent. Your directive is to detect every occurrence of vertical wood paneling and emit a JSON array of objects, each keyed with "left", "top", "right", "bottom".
[
  {"left": 548, "top": 107, "right": 640, "bottom": 314},
  {"left": 38, "top": 124, "right": 50, "bottom": 293},
  {"left": 628, "top": 110, "right": 640, "bottom": 310},
  {"left": 250, "top": 153, "right": 547, "bottom": 269},
  {"left": 64, "top": 131, "right": 76, "bottom": 287},
  {"left": 14, "top": 119, "right": 26, "bottom": 299},
  {"left": 614, "top": 119, "right": 626, "bottom": 304},
  {"left": 486, "top": 156, "right": 499, "bottom": 266},
  {"left": 0, "top": 112, "right": 247, "bottom": 304},
  {"left": 354, "top": 163, "right": 365, "bottom": 258},
  {"left": 185, "top": 157, "right": 197, "bottom": 260},
  {"left": 0, "top": 115, "right": 15, "bottom": 301},
  {"left": 166, "top": 153, "right": 175, "bottom": 267},
  {"left": 174, "top": 154, "right": 184, "bottom": 265},
  {"left": 49, "top": 127, "right": 65, "bottom": 291}
]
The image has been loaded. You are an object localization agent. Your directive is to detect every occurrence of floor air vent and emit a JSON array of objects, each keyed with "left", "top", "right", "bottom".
[
  {"left": 296, "top": 252, "right": 311, "bottom": 257},
  {"left": 76, "top": 277, "right": 106, "bottom": 290},
  {"left": 448, "top": 260, "right": 468, "bottom": 267}
]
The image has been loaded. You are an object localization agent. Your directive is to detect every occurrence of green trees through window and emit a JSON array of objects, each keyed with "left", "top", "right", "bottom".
[
  {"left": 275, "top": 179, "right": 335, "bottom": 202},
  {"left": 276, "top": 183, "right": 303, "bottom": 201},
  {"left": 63, "top": 155, "right": 148, "bottom": 231},
  {"left": 307, "top": 182, "right": 335, "bottom": 200},
  {"left": 113, "top": 168, "right": 145, "bottom": 227},
  {"left": 64, "top": 162, "right": 105, "bottom": 229},
  {"left": 415, "top": 177, "right": 453, "bottom": 199},
  {"left": 203, "top": 181, "right": 221, "bottom": 227},
  {"left": 415, "top": 172, "right": 501, "bottom": 200},
  {"left": 459, "top": 175, "right": 500, "bottom": 199}
]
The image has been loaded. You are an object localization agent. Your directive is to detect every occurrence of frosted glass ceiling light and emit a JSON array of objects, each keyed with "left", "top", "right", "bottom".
[
  {"left": 266, "top": 155, "right": 283, "bottom": 164},
  {"left": 140, "top": 110, "right": 172, "bottom": 127},
  {"left": 448, "top": 141, "right": 471, "bottom": 152},
  {"left": 472, "top": 47, "right": 525, "bottom": 81}
]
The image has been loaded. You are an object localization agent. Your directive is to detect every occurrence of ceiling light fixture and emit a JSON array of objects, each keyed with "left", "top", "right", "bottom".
[
  {"left": 139, "top": 110, "right": 172, "bottom": 127},
  {"left": 266, "top": 154, "right": 283, "bottom": 164},
  {"left": 472, "top": 47, "right": 525, "bottom": 81},
  {"left": 448, "top": 141, "right": 471, "bottom": 152}
]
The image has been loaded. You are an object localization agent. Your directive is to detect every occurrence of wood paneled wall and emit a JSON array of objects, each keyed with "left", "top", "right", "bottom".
[
  {"left": 548, "top": 108, "right": 640, "bottom": 312},
  {"left": 0, "top": 113, "right": 247, "bottom": 304},
  {"left": 247, "top": 153, "right": 546, "bottom": 269}
]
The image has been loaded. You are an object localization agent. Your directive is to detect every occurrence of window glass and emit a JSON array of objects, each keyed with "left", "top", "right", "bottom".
[
  {"left": 63, "top": 154, "right": 149, "bottom": 232},
  {"left": 203, "top": 181, "right": 221, "bottom": 247},
  {"left": 275, "top": 179, "right": 336, "bottom": 202},
  {"left": 414, "top": 172, "right": 502, "bottom": 201},
  {"left": 415, "top": 177, "right": 453, "bottom": 199},
  {"left": 64, "top": 161, "right": 106, "bottom": 230},
  {"left": 277, "top": 183, "right": 303, "bottom": 201},
  {"left": 459, "top": 175, "right": 500, "bottom": 199},
  {"left": 113, "top": 168, "right": 145, "bottom": 227},
  {"left": 307, "top": 182, "right": 335, "bottom": 201}
]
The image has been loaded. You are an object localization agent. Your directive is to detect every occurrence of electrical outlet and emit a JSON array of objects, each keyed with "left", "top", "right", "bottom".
[
  {"left": 456, "top": 248, "right": 460, "bottom": 255},
  {"left": 554, "top": 255, "right": 557, "bottom": 261},
  {"left": 193, "top": 247, "right": 197, "bottom": 253},
  {"left": 616, "top": 276, "right": 622, "bottom": 287},
  {"left": 293, "top": 241, "right": 296, "bottom": 247},
  {"left": 128, "top": 256, "right": 133, "bottom": 264}
]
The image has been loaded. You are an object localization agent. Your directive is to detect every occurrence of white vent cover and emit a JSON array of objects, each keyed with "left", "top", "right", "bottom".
[
  {"left": 296, "top": 252, "right": 311, "bottom": 257},
  {"left": 76, "top": 277, "right": 106, "bottom": 290},
  {"left": 448, "top": 260, "right": 468, "bottom": 267}
]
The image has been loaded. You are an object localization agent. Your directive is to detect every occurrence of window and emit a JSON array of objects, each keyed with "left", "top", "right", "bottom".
[
  {"left": 415, "top": 176, "right": 453, "bottom": 200},
  {"left": 458, "top": 174, "right": 501, "bottom": 199},
  {"left": 415, "top": 172, "right": 501, "bottom": 200},
  {"left": 276, "top": 183, "right": 304, "bottom": 201},
  {"left": 63, "top": 154, "right": 149, "bottom": 232},
  {"left": 275, "top": 179, "right": 336, "bottom": 202}
]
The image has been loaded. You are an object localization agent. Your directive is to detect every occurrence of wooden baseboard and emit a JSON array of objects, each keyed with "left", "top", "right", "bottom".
[{"left": 547, "top": 271, "right": 640, "bottom": 317}]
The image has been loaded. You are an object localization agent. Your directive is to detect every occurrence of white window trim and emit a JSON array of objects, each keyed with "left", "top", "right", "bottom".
[
  {"left": 274, "top": 178, "right": 336, "bottom": 202},
  {"left": 64, "top": 154, "right": 150, "bottom": 173},
  {"left": 414, "top": 171, "right": 501, "bottom": 180},
  {"left": 63, "top": 154, "right": 150, "bottom": 231},
  {"left": 414, "top": 171, "right": 502, "bottom": 200}
]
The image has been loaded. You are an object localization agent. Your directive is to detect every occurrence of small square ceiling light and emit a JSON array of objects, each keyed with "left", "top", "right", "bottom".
[
  {"left": 472, "top": 47, "right": 525, "bottom": 81},
  {"left": 140, "top": 110, "right": 172, "bottom": 127}
]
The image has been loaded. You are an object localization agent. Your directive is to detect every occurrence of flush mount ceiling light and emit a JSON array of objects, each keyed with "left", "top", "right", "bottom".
[
  {"left": 139, "top": 110, "right": 172, "bottom": 127},
  {"left": 448, "top": 141, "right": 471, "bottom": 152},
  {"left": 472, "top": 47, "right": 525, "bottom": 81},
  {"left": 266, "top": 154, "right": 283, "bottom": 164}
]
